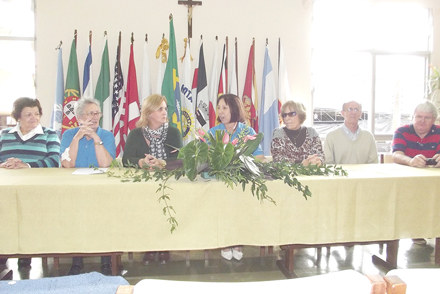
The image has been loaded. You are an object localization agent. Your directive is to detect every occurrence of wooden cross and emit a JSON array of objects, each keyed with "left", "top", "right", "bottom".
[{"left": 178, "top": 0, "right": 202, "bottom": 38}]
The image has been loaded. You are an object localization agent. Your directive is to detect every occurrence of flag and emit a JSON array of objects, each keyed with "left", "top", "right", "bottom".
[
  {"left": 229, "top": 39, "right": 238, "bottom": 96},
  {"left": 278, "top": 39, "right": 291, "bottom": 109},
  {"left": 208, "top": 39, "right": 219, "bottom": 128},
  {"left": 82, "top": 36, "right": 93, "bottom": 99},
  {"left": 260, "top": 45, "right": 280, "bottom": 156},
  {"left": 218, "top": 42, "right": 227, "bottom": 96},
  {"left": 192, "top": 38, "right": 209, "bottom": 131},
  {"left": 95, "top": 34, "right": 111, "bottom": 130},
  {"left": 242, "top": 42, "right": 258, "bottom": 132},
  {"left": 161, "top": 17, "right": 182, "bottom": 134},
  {"left": 120, "top": 42, "right": 140, "bottom": 151},
  {"left": 112, "top": 38, "right": 124, "bottom": 157},
  {"left": 141, "top": 38, "right": 152, "bottom": 105},
  {"left": 180, "top": 39, "right": 195, "bottom": 145},
  {"left": 51, "top": 47, "right": 64, "bottom": 139},
  {"left": 62, "top": 38, "right": 81, "bottom": 134},
  {"left": 156, "top": 37, "right": 168, "bottom": 95}
]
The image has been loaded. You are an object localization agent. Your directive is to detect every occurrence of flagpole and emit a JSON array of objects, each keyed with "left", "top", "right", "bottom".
[
  {"left": 225, "top": 36, "right": 228, "bottom": 92},
  {"left": 55, "top": 40, "right": 62, "bottom": 50},
  {"left": 74, "top": 29, "right": 77, "bottom": 48},
  {"left": 235, "top": 37, "right": 238, "bottom": 94},
  {"left": 89, "top": 30, "right": 92, "bottom": 47}
]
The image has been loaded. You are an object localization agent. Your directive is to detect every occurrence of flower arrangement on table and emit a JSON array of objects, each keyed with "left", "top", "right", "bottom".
[{"left": 107, "top": 129, "right": 347, "bottom": 233}]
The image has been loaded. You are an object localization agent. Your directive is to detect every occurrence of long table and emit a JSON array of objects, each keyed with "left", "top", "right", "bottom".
[{"left": 1, "top": 164, "right": 440, "bottom": 273}]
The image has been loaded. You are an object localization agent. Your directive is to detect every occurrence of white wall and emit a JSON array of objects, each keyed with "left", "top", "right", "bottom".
[
  {"left": 35, "top": 0, "right": 312, "bottom": 127},
  {"left": 35, "top": 0, "right": 440, "bottom": 127}
]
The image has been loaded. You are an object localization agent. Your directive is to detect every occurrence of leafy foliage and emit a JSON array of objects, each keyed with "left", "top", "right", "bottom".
[{"left": 107, "top": 130, "right": 347, "bottom": 232}]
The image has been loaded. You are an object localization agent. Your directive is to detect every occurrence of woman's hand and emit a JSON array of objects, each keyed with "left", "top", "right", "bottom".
[
  {"left": 0, "top": 158, "right": 29, "bottom": 169},
  {"left": 302, "top": 154, "right": 322, "bottom": 166},
  {"left": 139, "top": 154, "right": 166, "bottom": 169},
  {"left": 75, "top": 119, "right": 97, "bottom": 140}
]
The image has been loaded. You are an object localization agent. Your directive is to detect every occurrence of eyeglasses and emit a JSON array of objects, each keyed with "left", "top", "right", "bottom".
[
  {"left": 281, "top": 111, "right": 297, "bottom": 118},
  {"left": 84, "top": 111, "right": 102, "bottom": 118},
  {"left": 414, "top": 115, "right": 433, "bottom": 121},
  {"left": 344, "top": 107, "right": 360, "bottom": 113}
]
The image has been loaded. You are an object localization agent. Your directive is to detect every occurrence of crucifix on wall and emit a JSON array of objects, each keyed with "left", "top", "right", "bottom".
[{"left": 178, "top": 0, "right": 202, "bottom": 38}]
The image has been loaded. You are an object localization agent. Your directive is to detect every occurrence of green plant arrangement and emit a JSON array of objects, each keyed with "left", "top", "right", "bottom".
[{"left": 107, "top": 129, "right": 347, "bottom": 233}]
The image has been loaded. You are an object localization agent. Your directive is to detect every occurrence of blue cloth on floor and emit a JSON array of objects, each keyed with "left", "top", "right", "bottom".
[{"left": 0, "top": 271, "right": 129, "bottom": 294}]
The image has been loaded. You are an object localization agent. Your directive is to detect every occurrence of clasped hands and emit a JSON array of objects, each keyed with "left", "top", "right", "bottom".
[
  {"left": 75, "top": 119, "right": 99, "bottom": 142},
  {"left": 0, "top": 157, "right": 29, "bottom": 169},
  {"left": 302, "top": 154, "right": 322, "bottom": 166},
  {"left": 139, "top": 154, "right": 166, "bottom": 170},
  {"left": 410, "top": 154, "right": 440, "bottom": 168}
]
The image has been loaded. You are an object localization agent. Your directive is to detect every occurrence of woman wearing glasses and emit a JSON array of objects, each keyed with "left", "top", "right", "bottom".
[
  {"left": 60, "top": 98, "right": 116, "bottom": 276},
  {"left": 271, "top": 100, "right": 324, "bottom": 166},
  {"left": 60, "top": 98, "right": 115, "bottom": 169}
]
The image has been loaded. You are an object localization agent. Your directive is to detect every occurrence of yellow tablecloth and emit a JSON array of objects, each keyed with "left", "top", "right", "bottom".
[{"left": 1, "top": 164, "right": 439, "bottom": 254}]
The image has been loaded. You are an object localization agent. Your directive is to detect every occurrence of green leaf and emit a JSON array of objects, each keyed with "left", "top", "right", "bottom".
[
  {"left": 242, "top": 133, "right": 264, "bottom": 156},
  {"left": 211, "top": 142, "right": 234, "bottom": 170},
  {"left": 178, "top": 140, "right": 209, "bottom": 180}
]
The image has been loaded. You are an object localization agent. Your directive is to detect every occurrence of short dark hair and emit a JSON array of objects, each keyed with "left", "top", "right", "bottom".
[
  {"left": 216, "top": 94, "right": 246, "bottom": 124},
  {"left": 11, "top": 97, "right": 42, "bottom": 121}
]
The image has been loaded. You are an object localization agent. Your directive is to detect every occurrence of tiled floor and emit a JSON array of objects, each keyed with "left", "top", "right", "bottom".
[{"left": 2, "top": 239, "right": 439, "bottom": 285}]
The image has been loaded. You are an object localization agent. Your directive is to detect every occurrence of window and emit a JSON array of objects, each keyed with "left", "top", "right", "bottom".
[
  {"left": 0, "top": 0, "right": 35, "bottom": 114},
  {"left": 312, "top": 0, "right": 432, "bottom": 142}
]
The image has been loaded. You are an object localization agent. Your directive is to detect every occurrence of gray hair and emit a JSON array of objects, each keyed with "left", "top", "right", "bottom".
[
  {"left": 342, "top": 101, "right": 362, "bottom": 111},
  {"left": 75, "top": 98, "right": 101, "bottom": 119},
  {"left": 414, "top": 100, "right": 438, "bottom": 120}
]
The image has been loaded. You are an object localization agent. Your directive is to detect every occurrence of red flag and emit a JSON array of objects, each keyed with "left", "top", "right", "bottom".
[
  {"left": 242, "top": 42, "right": 258, "bottom": 132},
  {"left": 120, "top": 43, "right": 140, "bottom": 151}
]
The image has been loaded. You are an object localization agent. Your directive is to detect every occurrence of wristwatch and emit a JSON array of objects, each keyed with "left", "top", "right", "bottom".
[{"left": 94, "top": 141, "right": 103, "bottom": 146}]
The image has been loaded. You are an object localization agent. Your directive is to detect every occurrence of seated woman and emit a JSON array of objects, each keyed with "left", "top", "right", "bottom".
[
  {"left": 208, "top": 93, "right": 265, "bottom": 261},
  {"left": 271, "top": 100, "right": 324, "bottom": 165},
  {"left": 60, "top": 98, "right": 116, "bottom": 276},
  {"left": 122, "top": 94, "right": 183, "bottom": 265},
  {"left": 0, "top": 97, "right": 60, "bottom": 268}
]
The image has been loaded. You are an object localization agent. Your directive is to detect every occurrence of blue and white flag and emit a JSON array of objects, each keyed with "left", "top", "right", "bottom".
[
  {"left": 83, "top": 38, "right": 93, "bottom": 98},
  {"left": 259, "top": 45, "right": 279, "bottom": 156},
  {"left": 51, "top": 47, "right": 64, "bottom": 139}
]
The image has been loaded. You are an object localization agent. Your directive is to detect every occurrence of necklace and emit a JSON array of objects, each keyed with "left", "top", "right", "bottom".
[
  {"left": 226, "top": 122, "right": 238, "bottom": 135},
  {"left": 285, "top": 127, "right": 303, "bottom": 146}
]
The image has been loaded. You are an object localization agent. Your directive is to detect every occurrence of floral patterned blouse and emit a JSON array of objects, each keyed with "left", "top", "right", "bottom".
[{"left": 270, "top": 126, "right": 325, "bottom": 164}]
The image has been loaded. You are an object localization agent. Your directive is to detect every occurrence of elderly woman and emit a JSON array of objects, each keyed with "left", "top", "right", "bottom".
[
  {"left": 123, "top": 94, "right": 183, "bottom": 264},
  {"left": 60, "top": 98, "right": 116, "bottom": 275},
  {"left": 0, "top": 97, "right": 60, "bottom": 169},
  {"left": 0, "top": 97, "right": 60, "bottom": 268},
  {"left": 271, "top": 100, "right": 324, "bottom": 165},
  {"left": 208, "top": 94, "right": 265, "bottom": 261}
]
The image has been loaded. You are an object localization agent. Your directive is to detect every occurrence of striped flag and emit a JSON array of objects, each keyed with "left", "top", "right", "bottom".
[
  {"left": 82, "top": 34, "right": 93, "bottom": 99},
  {"left": 120, "top": 42, "right": 140, "bottom": 152},
  {"left": 62, "top": 37, "right": 81, "bottom": 134},
  {"left": 112, "top": 37, "right": 124, "bottom": 157},
  {"left": 242, "top": 42, "right": 258, "bottom": 132},
  {"left": 208, "top": 39, "right": 219, "bottom": 128},
  {"left": 192, "top": 38, "right": 209, "bottom": 131},
  {"left": 51, "top": 46, "right": 64, "bottom": 139},
  {"left": 180, "top": 39, "right": 195, "bottom": 145},
  {"left": 161, "top": 16, "right": 182, "bottom": 134},
  {"left": 95, "top": 34, "right": 111, "bottom": 130},
  {"left": 259, "top": 45, "right": 279, "bottom": 156}
]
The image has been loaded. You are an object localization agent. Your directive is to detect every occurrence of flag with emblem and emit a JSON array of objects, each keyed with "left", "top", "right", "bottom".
[
  {"left": 161, "top": 16, "right": 182, "bottom": 134},
  {"left": 192, "top": 38, "right": 209, "bottom": 131},
  {"left": 62, "top": 38, "right": 81, "bottom": 134},
  {"left": 180, "top": 39, "right": 195, "bottom": 145}
]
